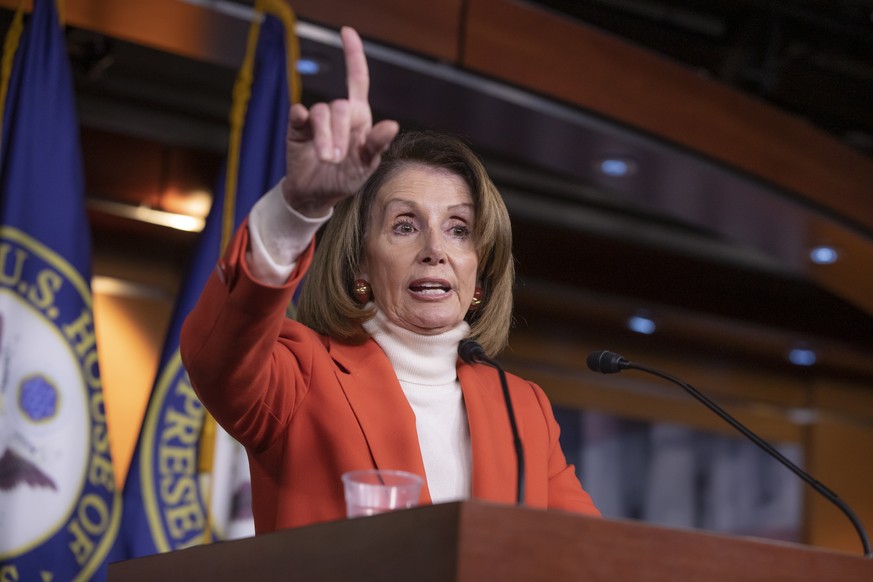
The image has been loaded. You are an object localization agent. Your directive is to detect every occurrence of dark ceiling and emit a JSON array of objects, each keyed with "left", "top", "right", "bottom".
[{"left": 534, "top": 0, "right": 873, "bottom": 158}]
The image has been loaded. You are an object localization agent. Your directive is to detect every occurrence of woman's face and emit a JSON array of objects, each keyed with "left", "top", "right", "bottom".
[{"left": 361, "top": 165, "right": 479, "bottom": 335}]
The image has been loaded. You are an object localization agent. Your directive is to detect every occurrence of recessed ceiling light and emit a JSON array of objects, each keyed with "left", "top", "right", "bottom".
[
  {"left": 296, "top": 58, "right": 321, "bottom": 75},
  {"left": 788, "top": 348, "right": 816, "bottom": 366},
  {"left": 809, "top": 246, "right": 838, "bottom": 265},
  {"left": 597, "top": 156, "right": 637, "bottom": 177},
  {"left": 627, "top": 315, "right": 656, "bottom": 335}
]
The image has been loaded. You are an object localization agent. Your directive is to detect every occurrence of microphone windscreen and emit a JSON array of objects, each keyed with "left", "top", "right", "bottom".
[
  {"left": 458, "top": 339, "right": 486, "bottom": 364},
  {"left": 587, "top": 350, "right": 628, "bottom": 374}
]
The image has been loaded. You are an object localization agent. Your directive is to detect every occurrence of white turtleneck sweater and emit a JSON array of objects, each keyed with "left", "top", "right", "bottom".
[
  {"left": 246, "top": 181, "right": 473, "bottom": 503},
  {"left": 362, "top": 310, "right": 472, "bottom": 503}
]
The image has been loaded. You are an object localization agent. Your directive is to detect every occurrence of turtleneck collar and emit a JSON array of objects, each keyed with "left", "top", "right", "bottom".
[{"left": 362, "top": 306, "right": 470, "bottom": 386}]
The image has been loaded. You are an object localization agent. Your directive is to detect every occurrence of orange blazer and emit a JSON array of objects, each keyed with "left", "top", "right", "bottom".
[{"left": 181, "top": 223, "right": 599, "bottom": 532}]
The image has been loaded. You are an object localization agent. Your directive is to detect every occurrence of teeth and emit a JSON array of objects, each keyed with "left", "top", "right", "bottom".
[{"left": 410, "top": 282, "right": 450, "bottom": 295}]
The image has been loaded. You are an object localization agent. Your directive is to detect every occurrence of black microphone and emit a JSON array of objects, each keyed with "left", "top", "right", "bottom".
[
  {"left": 587, "top": 350, "right": 873, "bottom": 558},
  {"left": 586, "top": 350, "right": 631, "bottom": 374},
  {"left": 459, "top": 339, "right": 526, "bottom": 505}
]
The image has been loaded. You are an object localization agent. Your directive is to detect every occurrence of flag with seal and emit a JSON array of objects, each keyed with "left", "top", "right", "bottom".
[
  {"left": 116, "top": 0, "right": 299, "bottom": 558},
  {"left": 0, "top": 0, "right": 121, "bottom": 580}
]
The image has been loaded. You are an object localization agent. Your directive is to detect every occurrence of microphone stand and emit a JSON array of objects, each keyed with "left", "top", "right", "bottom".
[
  {"left": 588, "top": 350, "right": 872, "bottom": 558},
  {"left": 460, "top": 340, "right": 526, "bottom": 505}
]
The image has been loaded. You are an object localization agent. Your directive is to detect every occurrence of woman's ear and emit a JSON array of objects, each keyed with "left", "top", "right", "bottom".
[
  {"left": 357, "top": 244, "right": 369, "bottom": 278},
  {"left": 354, "top": 256, "right": 371, "bottom": 304}
]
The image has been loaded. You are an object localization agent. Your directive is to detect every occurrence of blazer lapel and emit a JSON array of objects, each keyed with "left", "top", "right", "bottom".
[
  {"left": 458, "top": 363, "right": 518, "bottom": 505},
  {"left": 329, "top": 338, "right": 432, "bottom": 503}
]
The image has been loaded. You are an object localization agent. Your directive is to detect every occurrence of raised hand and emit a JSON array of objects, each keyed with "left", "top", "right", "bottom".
[{"left": 282, "top": 27, "right": 399, "bottom": 217}]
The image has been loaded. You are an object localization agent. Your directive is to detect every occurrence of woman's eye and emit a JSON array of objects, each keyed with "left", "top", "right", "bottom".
[
  {"left": 393, "top": 221, "right": 415, "bottom": 234},
  {"left": 451, "top": 225, "right": 470, "bottom": 238}
]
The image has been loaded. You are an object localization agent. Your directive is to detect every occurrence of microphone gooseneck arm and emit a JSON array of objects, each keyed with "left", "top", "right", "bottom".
[
  {"left": 588, "top": 350, "right": 872, "bottom": 558},
  {"left": 460, "top": 340, "right": 526, "bottom": 505}
]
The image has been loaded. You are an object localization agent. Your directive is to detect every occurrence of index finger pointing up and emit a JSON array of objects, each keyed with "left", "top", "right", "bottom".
[{"left": 341, "top": 27, "right": 369, "bottom": 104}]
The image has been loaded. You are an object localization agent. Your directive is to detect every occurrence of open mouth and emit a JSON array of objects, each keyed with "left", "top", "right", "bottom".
[{"left": 409, "top": 280, "right": 452, "bottom": 297}]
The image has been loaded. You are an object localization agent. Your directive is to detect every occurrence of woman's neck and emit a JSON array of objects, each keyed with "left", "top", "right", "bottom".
[{"left": 362, "top": 307, "right": 470, "bottom": 385}]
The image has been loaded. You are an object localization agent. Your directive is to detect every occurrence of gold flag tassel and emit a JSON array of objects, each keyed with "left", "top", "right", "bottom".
[{"left": 0, "top": 0, "right": 27, "bottom": 158}]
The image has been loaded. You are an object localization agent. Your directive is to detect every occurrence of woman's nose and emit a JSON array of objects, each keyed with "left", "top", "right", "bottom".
[{"left": 419, "top": 230, "right": 447, "bottom": 264}]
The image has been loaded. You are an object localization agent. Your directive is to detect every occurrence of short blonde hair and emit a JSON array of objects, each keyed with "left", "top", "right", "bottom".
[{"left": 297, "top": 130, "right": 514, "bottom": 356}]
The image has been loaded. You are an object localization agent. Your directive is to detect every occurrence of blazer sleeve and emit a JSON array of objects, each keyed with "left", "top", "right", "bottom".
[
  {"left": 532, "top": 382, "right": 601, "bottom": 516},
  {"left": 180, "top": 220, "right": 319, "bottom": 453}
]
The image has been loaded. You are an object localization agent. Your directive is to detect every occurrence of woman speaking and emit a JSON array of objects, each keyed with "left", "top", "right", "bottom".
[{"left": 181, "top": 27, "right": 599, "bottom": 532}]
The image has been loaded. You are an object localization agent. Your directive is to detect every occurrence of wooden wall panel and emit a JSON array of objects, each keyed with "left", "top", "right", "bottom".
[
  {"left": 806, "top": 219, "right": 873, "bottom": 324},
  {"left": 0, "top": 0, "right": 462, "bottom": 65},
  {"left": 805, "top": 413, "right": 873, "bottom": 555},
  {"left": 82, "top": 129, "right": 164, "bottom": 205},
  {"left": 505, "top": 325, "right": 808, "bottom": 442},
  {"left": 810, "top": 379, "right": 873, "bottom": 423},
  {"left": 289, "top": 0, "right": 462, "bottom": 62},
  {"left": 56, "top": 0, "right": 246, "bottom": 67},
  {"left": 93, "top": 288, "right": 174, "bottom": 487},
  {"left": 5, "top": 0, "right": 871, "bottom": 237},
  {"left": 461, "top": 0, "right": 873, "bottom": 234}
]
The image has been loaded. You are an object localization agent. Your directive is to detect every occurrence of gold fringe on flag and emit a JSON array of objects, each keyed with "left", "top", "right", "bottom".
[
  {"left": 220, "top": 0, "right": 301, "bottom": 253},
  {"left": 0, "top": 0, "right": 26, "bottom": 158},
  {"left": 0, "top": 0, "right": 68, "bottom": 158}
]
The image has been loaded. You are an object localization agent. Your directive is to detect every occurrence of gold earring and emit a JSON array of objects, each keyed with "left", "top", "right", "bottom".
[
  {"left": 470, "top": 287, "right": 483, "bottom": 309},
  {"left": 353, "top": 279, "right": 372, "bottom": 304}
]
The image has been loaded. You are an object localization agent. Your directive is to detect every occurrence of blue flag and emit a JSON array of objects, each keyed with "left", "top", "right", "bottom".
[
  {"left": 0, "top": 0, "right": 121, "bottom": 580},
  {"left": 116, "top": 13, "right": 291, "bottom": 559}
]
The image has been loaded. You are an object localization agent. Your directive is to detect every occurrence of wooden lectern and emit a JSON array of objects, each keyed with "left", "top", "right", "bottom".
[{"left": 109, "top": 501, "right": 872, "bottom": 581}]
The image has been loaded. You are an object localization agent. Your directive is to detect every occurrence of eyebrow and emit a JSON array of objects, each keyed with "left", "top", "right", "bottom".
[{"left": 383, "top": 199, "right": 474, "bottom": 214}]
